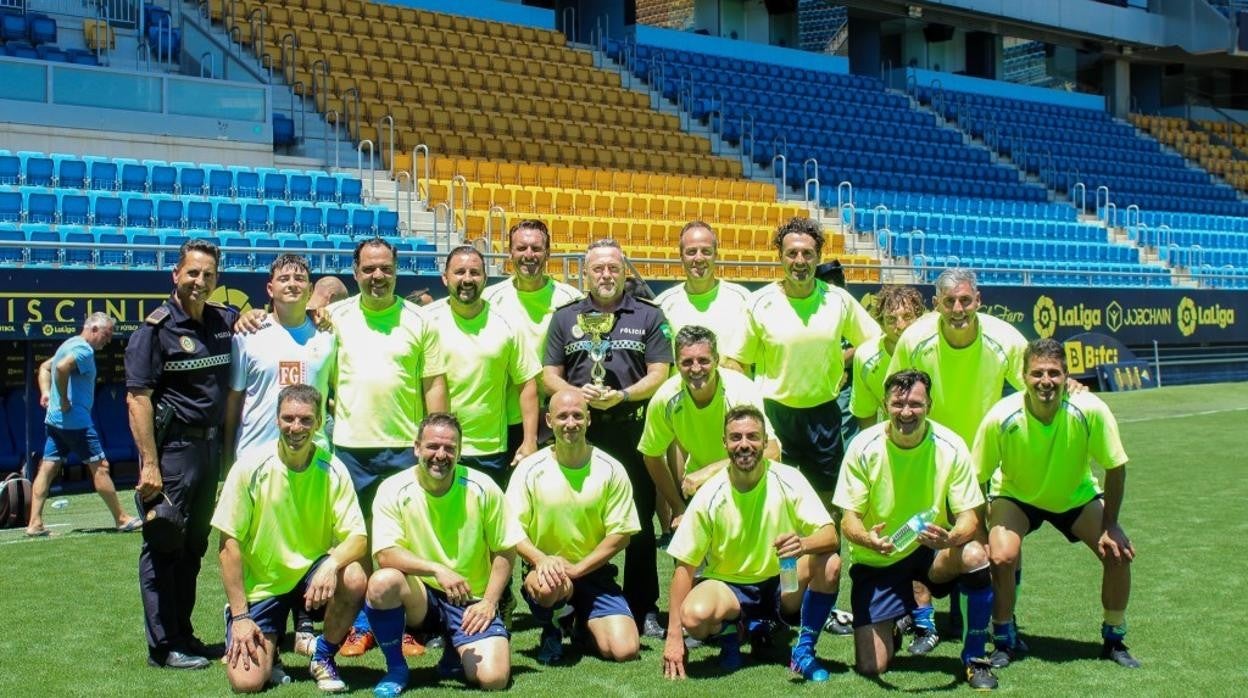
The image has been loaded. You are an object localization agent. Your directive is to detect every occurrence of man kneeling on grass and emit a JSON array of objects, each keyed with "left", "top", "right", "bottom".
[
  {"left": 212, "top": 384, "right": 369, "bottom": 693},
  {"left": 364, "top": 413, "right": 523, "bottom": 695},
  {"left": 662, "top": 405, "right": 842, "bottom": 683}
]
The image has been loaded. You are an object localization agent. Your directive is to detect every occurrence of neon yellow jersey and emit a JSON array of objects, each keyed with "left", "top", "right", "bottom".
[
  {"left": 734, "top": 281, "right": 880, "bottom": 408},
  {"left": 654, "top": 280, "right": 753, "bottom": 361},
  {"left": 973, "top": 391, "right": 1128, "bottom": 513},
  {"left": 886, "top": 312, "right": 1026, "bottom": 446},
  {"left": 210, "top": 446, "right": 366, "bottom": 602},
  {"left": 372, "top": 465, "right": 524, "bottom": 598},
  {"left": 425, "top": 300, "right": 541, "bottom": 456},
  {"left": 849, "top": 335, "right": 891, "bottom": 421},
  {"left": 327, "top": 296, "right": 446, "bottom": 448},
  {"left": 637, "top": 368, "right": 776, "bottom": 472},
  {"left": 833, "top": 422, "right": 983, "bottom": 568},
  {"left": 667, "top": 461, "right": 832, "bottom": 584},
  {"left": 483, "top": 277, "right": 583, "bottom": 425},
  {"left": 506, "top": 446, "right": 640, "bottom": 563}
]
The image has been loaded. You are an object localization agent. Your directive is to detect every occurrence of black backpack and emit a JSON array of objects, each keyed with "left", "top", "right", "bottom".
[{"left": 0, "top": 472, "right": 33, "bottom": 528}]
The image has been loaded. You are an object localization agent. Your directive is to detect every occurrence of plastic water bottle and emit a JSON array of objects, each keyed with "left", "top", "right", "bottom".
[
  {"left": 778, "top": 555, "right": 799, "bottom": 593},
  {"left": 51, "top": 498, "right": 69, "bottom": 511},
  {"left": 888, "top": 506, "right": 939, "bottom": 553}
]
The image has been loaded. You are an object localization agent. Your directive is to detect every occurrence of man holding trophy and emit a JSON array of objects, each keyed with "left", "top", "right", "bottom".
[{"left": 543, "top": 238, "right": 673, "bottom": 640}]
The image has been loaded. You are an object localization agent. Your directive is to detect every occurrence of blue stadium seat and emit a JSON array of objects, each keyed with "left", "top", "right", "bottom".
[
  {"left": 0, "top": 153, "right": 19, "bottom": 184},
  {"left": 242, "top": 202, "right": 269, "bottom": 231},
  {"left": 217, "top": 231, "right": 250, "bottom": 270},
  {"left": 214, "top": 199, "right": 242, "bottom": 230},
  {"left": 284, "top": 170, "right": 312, "bottom": 200},
  {"left": 92, "top": 385, "right": 136, "bottom": 462},
  {"left": 375, "top": 208, "right": 398, "bottom": 236},
  {"left": 251, "top": 234, "right": 281, "bottom": 268},
  {"left": 121, "top": 193, "right": 154, "bottom": 227},
  {"left": 26, "top": 225, "right": 59, "bottom": 265},
  {"left": 312, "top": 173, "right": 337, "bottom": 202},
  {"left": 271, "top": 203, "right": 297, "bottom": 232},
  {"left": 53, "top": 155, "right": 86, "bottom": 188},
  {"left": 1, "top": 13, "right": 26, "bottom": 43},
  {"left": 62, "top": 226, "right": 95, "bottom": 266},
  {"left": 337, "top": 175, "right": 362, "bottom": 203},
  {"left": 185, "top": 198, "right": 213, "bottom": 229},
  {"left": 149, "top": 162, "right": 177, "bottom": 194},
  {"left": 155, "top": 197, "right": 184, "bottom": 228},
  {"left": 120, "top": 161, "right": 148, "bottom": 192},
  {"left": 90, "top": 192, "right": 123, "bottom": 226},
  {"left": 175, "top": 162, "right": 206, "bottom": 195},
  {"left": 205, "top": 166, "right": 233, "bottom": 196},
  {"left": 20, "top": 152, "right": 55, "bottom": 186},
  {"left": 95, "top": 227, "right": 127, "bottom": 266},
  {"left": 36, "top": 44, "right": 67, "bottom": 62},
  {"left": 27, "top": 14, "right": 56, "bottom": 45},
  {"left": 22, "top": 186, "right": 57, "bottom": 223},
  {"left": 322, "top": 204, "right": 348, "bottom": 234},
  {"left": 231, "top": 167, "right": 259, "bottom": 198},
  {"left": 85, "top": 157, "right": 118, "bottom": 190},
  {"left": 261, "top": 170, "right": 287, "bottom": 200},
  {"left": 296, "top": 203, "right": 322, "bottom": 232},
  {"left": 0, "top": 224, "right": 25, "bottom": 263},
  {"left": 128, "top": 229, "right": 161, "bottom": 268},
  {"left": 303, "top": 235, "right": 337, "bottom": 272},
  {"left": 347, "top": 205, "right": 375, "bottom": 235},
  {"left": 0, "top": 191, "right": 22, "bottom": 222},
  {"left": 59, "top": 191, "right": 90, "bottom": 224}
]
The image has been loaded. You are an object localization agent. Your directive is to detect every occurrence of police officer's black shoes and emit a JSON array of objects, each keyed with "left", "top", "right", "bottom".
[
  {"left": 148, "top": 651, "right": 210, "bottom": 670},
  {"left": 1101, "top": 640, "right": 1141, "bottom": 668}
]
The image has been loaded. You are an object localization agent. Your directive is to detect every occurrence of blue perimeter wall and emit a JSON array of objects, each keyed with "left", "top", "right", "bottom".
[
  {"left": 632, "top": 24, "right": 849, "bottom": 74},
  {"left": 898, "top": 67, "right": 1106, "bottom": 111}
]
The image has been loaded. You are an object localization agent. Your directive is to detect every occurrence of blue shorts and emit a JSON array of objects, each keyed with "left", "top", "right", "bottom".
[
  {"left": 522, "top": 563, "right": 632, "bottom": 624},
  {"left": 992, "top": 494, "right": 1101, "bottom": 544},
  {"left": 334, "top": 446, "right": 418, "bottom": 514},
  {"left": 414, "top": 586, "right": 510, "bottom": 649},
  {"left": 763, "top": 398, "right": 843, "bottom": 491},
  {"left": 224, "top": 556, "right": 329, "bottom": 639},
  {"left": 459, "top": 452, "right": 511, "bottom": 489},
  {"left": 849, "top": 546, "right": 957, "bottom": 628},
  {"left": 42, "top": 424, "right": 106, "bottom": 464},
  {"left": 701, "top": 575, "right": 799, "bottom": 627}
]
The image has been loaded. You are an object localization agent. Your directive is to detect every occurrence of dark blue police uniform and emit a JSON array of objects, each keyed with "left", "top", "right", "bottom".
[
  {"left": 124, "top": 295, "right": 236, "bottom": 664},
  {"left": 543, "top": 293, "right": 672, "bottom": 622}
]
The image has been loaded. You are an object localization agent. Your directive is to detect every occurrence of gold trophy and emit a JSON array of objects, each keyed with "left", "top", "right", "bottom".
[{"left": 576, "top": 311, "right": 616, "bottom": 388}]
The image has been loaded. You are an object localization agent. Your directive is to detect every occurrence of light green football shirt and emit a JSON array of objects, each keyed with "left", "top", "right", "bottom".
[
  {"left": 849, "top": 334, "right": 891, "bottom": 421},
  {"left": 833, "top": 421, "right": 983, "bottom": 568},
  {"left": 426, "top": 299, "right": 541, "bottom": 456},
  {"left": 887, "top": 312, "right": 1026, "bottom": 447},
  {"left": 734, "top": 281, "right": 881, "bottom": 408},
  {"left": 667, "top": 460, "right": 832, "bottom": 584},
  {"left": 506, "top": 446, "right": 640, "bottom": 563},
  {"left": 654, "top": 280, "right": 753, "bottom": 361},
  {"left": 637, "top": 368, "right": 776, "bottom": 473},
  {"left": 482, "top": 277, "right": 583, "bottom": 426},
  {"left": 973, "top": 391, "right": 1128, "bottom": 513},
  {"left": 210, "top": 446, "right": 366, "bottom": 602},
  {"left": 372, "top": 465, "right": 524, "bottom": 598},
  {"left": 328, "top": 296, "right": 446, "bottom": 448}
]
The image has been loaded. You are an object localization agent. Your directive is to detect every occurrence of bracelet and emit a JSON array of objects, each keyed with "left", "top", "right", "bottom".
[
  {"left": 619, "top": 388, "right": 631, "bottom": 402},
  {"left": 230, "top": 611, "right": 252, "bottom": 623}
]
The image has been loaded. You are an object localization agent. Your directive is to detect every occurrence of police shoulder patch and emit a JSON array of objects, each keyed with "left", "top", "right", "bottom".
[{"left": 144, "top": 306, "right": 171, "bottom": 325}]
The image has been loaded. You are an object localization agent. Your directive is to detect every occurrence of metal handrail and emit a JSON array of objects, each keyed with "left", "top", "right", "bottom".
[
  {"left": 1190, "top": 243, "right": 1204, "bottom": 269},
  {"left": 561, "top": 6, "right": 577, "bottom": 43},
  {"left": 199, "top": 51, "right": 215, "bottom": 78},
  {"left": 877, "top": 227, "right": 892, "bottom": 259},
  {"left": 291, "top": 80, "right": 305, "bottom": 144},
  {"left": 911, "top": 229, "right": 927, "bottom": 259},
  {"left": 802, "top": 157, "right": 818, "bottom": 183},
  {"left": 247, "top": 7, "right": 266, "bottom": 59},
  {"left": 872, "top": 204, "right": 890, "bottom": 233},
  {"left": 1158, "top": 224, "right": 1172, "bottom": 249},
  {"left": 412, "top": 144, "right": 431, "bottom": 205},
  {"left": 324, "top": 109, "right": 340, "bottom": 169},
  {"left": 837, "top": 180, "right": 853, "bottom": 210},
  {"left": 1135, "top": 221, "right": 1149, "bottom": 245},
  {"left": 379, "top": 114, "right": 395, "bottom": 177},
  {"left": 840, "top": 202, "right": 856, "bottom": 234},
  {"left": 1125, "top": 204, "right": 1141, "bottom": 232},
  {"left": 804, "top": 178, "right": 820, "bottom": 211},
  {"left": 739, "top": 112, "right": 755, "bottom": 177},
  {"left": 1104, "top": 202, "right": 1117, "bottom": 228},
  {"left": 1167, "top": 243, "right": 1181, "bottom": 267},
  {"left": 394, "top": 170, "right": 412, "bottom": 232},
  {"left": 1072, "top": 182, "right": 1087, "bottom": 213},
  {"left": 485, "top": 206, "right": 506, "bottom": 258},
  {"left": 1095, "top": 185, "right": 1111, "bottom": 214},
  {"left": 356, "top": 139, "right": 375, "bottom": 199},
  {"left": 433, "top": 201, "right": 451, "bottom": 251},
  {"left": 771, "top": 154, "right": 786, "bottom": 200},
  {"left": 449, "top": 175, "right": 469, "bottom": 240}
]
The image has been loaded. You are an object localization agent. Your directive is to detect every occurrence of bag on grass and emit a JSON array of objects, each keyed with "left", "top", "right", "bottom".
[{"left": 0, "top": 472, "right": 33, "bottom": 528}]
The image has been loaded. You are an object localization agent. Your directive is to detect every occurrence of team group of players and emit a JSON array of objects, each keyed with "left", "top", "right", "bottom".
[{"left": 100, "top": 214, "right": 1139, "bottom": 695}]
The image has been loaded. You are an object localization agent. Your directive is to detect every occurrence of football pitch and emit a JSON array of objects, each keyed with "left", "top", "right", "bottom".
[{"left": 2, "top": 382, "right": 1245, "bottom": 696}]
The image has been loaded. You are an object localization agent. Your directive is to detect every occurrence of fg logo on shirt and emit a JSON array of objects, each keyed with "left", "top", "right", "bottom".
[{"left": 278, "top": 361, "right": 306, "bottom": 385}]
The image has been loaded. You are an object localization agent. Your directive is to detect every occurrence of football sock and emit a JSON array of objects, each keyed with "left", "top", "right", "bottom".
[
  {"left": 795, "top": 589, "right": 837, "bottom": 654},
  {"left": 958, "top": 566, "right": 993, "bottom": 665},
  {"left": 992, "top": 619, "right": 1017, "bottom": 649},
  {"left": 352, "top": 609, "right": 371, "bottom": 634},
  {"left": 365, "top": 604, "right": 408, "bottom": 674},
  {"left": 913, "top": 604, "right": 937, "bottom": 634},
  {"left": 312, "top": 636, "right": 340, "bottom": 663}
]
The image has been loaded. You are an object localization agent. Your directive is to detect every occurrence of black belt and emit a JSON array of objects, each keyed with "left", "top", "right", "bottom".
[{"left": 167, "top": 423, "right": 219, "bottom": 441}]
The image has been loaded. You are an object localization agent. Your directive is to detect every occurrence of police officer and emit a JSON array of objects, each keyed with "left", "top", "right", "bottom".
[
  {"left": 542, "top": 238, "right": 672, "bottom": 639},
  {"left": 125, "top": 239, "right": 237, "bottom": 670}
]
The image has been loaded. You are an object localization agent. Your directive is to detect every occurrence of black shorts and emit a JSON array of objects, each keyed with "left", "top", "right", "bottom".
[
  {"left": 763, "top": 398, "right": 843, "bottom": 491},
  {"left": 521, "top": 563, "right": 632, "bottom": 625},
  {"left": 413, "top": 586, "right": 510, "bottom": 649},
  {"left": 849, "top": 547, "right": 957, "bottom": 628},
  {"left": 992, "top": 494, "right": 1102, "bottom": 543}
]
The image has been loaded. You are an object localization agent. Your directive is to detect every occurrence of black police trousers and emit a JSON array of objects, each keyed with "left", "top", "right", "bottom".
[
  {"left": 586, "top": 417, "right": 657, "bottom": 622},
  {"left": 139, "top": 434, "right": 221, "bottom": 659}
]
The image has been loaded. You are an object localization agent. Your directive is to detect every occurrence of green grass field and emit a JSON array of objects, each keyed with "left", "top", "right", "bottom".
[{"left": 2, "top": 382, "right": 1245, "bottom": 696}]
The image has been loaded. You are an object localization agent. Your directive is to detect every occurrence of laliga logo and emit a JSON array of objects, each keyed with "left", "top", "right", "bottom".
[
  {"left": 1177, "top": 296, "right": 1236, "bottom": 337},
  {"left": 1177, "top": 297, "right": 1198, "bottom": 337},
  {"left": 1033, "top": 296, "right": 1057, "bottom": 338},
  {"left": 209, "top": 286, "right": 253, "bottom": 314}
]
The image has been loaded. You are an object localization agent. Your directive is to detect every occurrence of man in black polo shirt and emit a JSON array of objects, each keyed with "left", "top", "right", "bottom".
[
  {"left": 542, "top": 238, "right": 672, "bottom": 638},
  {"left": 125, "top": 239, "right": 238, "bottom": 670}
]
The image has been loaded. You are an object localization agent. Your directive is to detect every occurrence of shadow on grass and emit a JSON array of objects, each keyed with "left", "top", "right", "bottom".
[
  {"left": 324, "top": 661, "right": 539, "bottom": 691},
  {"left": 1016, "top": 633, "right": 1104, "bottom": 665}
]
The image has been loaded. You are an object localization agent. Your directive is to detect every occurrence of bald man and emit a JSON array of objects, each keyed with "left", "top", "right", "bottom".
[
  {"left": 308, "top": 277, "right": 349, "bottom": 311},
  {"left": 505, "top": 390, "right": 641, "bottom": 665}
]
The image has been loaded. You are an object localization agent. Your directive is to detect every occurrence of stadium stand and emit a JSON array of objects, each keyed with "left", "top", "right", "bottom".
[
  {"left": 0, "top": 10, "right": 100, "bottom": 65},
  {"left": 0, "top": 150, "right": 424, "bottom": 272}
]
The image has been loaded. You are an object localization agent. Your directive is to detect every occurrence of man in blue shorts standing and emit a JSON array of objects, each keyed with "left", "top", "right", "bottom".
[{"left": 26, "top": 312, "right": 140, "bottom": 537}]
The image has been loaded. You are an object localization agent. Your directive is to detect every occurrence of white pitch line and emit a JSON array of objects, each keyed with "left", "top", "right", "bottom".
[
  {"left": 1119, "top": 406, "right": 1248, "bottom": 424},
  {"left": 0, "top": 523, "right": 72, "bottom": 545}
]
